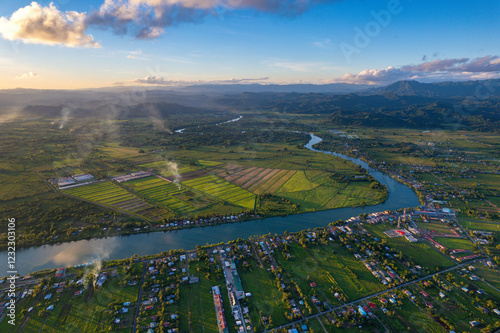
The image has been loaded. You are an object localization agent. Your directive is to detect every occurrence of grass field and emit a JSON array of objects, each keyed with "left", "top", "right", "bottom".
[
  {"left": 415, "top": 221, "right": 454, "bottom": 235},
  {"left": 475, "top": 266, "right": 500, "bottom": 289},
  {"left": 460, "top": 218, "right": 500, "bottom": 232},
  {"left": 237, "top": 260, "right": 289, "bottom": 332},
  {"left": 178, "top": 260, "right": 219, "bottom": 333},
  {"left": 365, "top": 224, "right": 454, "bottom": 271},
  {"left": 0, "top": 171, "right": 49, "bottom": 201},
  {"left": 277, "top": 242, "right": 384, "bottom": 301},
  {"left": 433, "top": 237, "right": 475, "bottom": 251}
]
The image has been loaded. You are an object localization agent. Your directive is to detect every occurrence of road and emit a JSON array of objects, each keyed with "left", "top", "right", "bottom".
[
  {"left": 264, "top": 260, "right": 477, "bottom": 333},
  {"left": 131, "top": 261, "right": 147, "bottom": 333},
  {"left": 218, "top": 247, "right": 248, "bottom": 333}
]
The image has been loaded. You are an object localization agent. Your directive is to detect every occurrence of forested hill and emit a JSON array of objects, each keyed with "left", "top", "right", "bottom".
[
  {"left": 364, "top": 79, "right": 500, "bottom": 98},
  {"left": 215, "top": 79, "right": 500, "bottom": 131}
]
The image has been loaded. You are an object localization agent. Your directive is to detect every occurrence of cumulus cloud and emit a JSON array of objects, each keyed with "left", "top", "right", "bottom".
[
  {"left": 335, "top": 66, "right": 410, "bottom": 84},
  {"left": 86, "top": 0, "right": 339, "bottom": 39},
  {"left": 332, "top": 56, "right": 500, "bottom": 84},
  {"left": 114, "top": 76, "right": 269, "bottom": 86},
  {"left": 0, "top": 2, "right": 100, "bottom": 48},
  {"left": 16, "top": 72, "right": 37, "bottom": 79}
]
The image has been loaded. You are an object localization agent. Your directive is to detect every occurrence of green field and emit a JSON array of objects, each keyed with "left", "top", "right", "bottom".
[
  {"left": 238, "top": 260, "right": 289, "bottom": 331},
  {"left": 125, "top": 177, "right": 211, "bottom": 215},
  {"left": 183, "top": 174, "right": 256, "bottom": 209},
  {"left": 277, "top": 242, "right": 384, "bottom": 301},
  {"left": 475, "top": 266, "right": 500, "bottom": 289},
  {"left": 460, "top": 218, "right": 500, "bottom": 232},
  {"left": 365, "top": 224, "right": 455, "bottom": 271},
  {"left": 433, "top": 237, "right": 475, "bottom": 251},
  {"left": 65, "top": 181, "right": 142, "bottom": 207},
  {"left": 63, "top": 181, "right": 161, "bottom": 218},
  {"left": 178, "top": 261, "right": 222, "bottom": 333}
]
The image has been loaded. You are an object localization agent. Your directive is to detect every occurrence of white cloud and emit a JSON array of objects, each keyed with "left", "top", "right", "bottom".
[
  {"left": 126, "top": 48, "right": 149, "bottom": 60},
  {"left": 331, "top": 56, "right": 500, "bottom": 84},
  {"left": 0, "top": 2, "right": 100, "bottom": 48},
  {"left": 16, "top": 71, "right": 38, "bottom": 79}
]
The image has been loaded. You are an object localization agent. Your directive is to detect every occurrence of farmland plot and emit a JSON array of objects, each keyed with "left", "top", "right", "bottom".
[{"left": 182, "top": 175, "right": 256, "bottom": 209}]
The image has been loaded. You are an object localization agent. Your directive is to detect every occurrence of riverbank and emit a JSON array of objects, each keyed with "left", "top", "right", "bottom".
[{"left": 0, "top": 133, "right": 420, "bottom": 275}]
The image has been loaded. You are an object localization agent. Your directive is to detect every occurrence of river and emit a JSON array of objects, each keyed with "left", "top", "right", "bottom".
[{"left": 1, "top": 133, "right": 419, "bottom": 276}]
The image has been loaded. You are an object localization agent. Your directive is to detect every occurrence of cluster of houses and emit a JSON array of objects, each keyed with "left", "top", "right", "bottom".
[
  {"left": 113, "top": 301, "right": 133, "bottom": 326},
  {"left": 152, "top": 213, "right": 248, "bottom": 230},
  {"left": 355, "top": 254, "right": 404, "bottom": 286},
  {"left": 95, "top": 272, "right": 108, "bottom": 287}
]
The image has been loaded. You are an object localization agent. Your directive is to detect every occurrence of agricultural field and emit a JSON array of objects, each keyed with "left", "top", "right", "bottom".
[
  {"left": 183, "top": 174, "right": 256, "bottom": 210},
  {"left": 125, "top": 176, "right": 215, "bottom": 216},
  {"left": 137, "top": 160, "right": 201, "bottom": 178},
  {"left": 63, "top": 180, "right": 167, "bottom": 220},
  {"left": 208, "top": 164, "right": 297, "bottom": 195}
]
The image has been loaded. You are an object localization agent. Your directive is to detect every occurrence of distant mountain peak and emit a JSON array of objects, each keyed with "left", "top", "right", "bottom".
[{"left": 366, "top": 78, "right": 500, "bottom": 98}]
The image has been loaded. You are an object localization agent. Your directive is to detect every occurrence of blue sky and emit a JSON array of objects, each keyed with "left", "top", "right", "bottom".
[{"left": 0, "top": 0, "right": 498, "bottom": 89}]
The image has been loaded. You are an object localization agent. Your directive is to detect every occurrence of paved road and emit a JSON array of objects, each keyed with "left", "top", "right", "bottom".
[{"left": 218, "top": 247, "right": 247, "bottom": 333}]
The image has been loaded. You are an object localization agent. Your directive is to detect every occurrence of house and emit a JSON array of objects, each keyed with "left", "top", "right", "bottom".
[
  {"left": 358, "top": 306, "right": 367, "bottom": 316},
  {"left": 469, "top": 321, "right": 480, "bottom": 327}
]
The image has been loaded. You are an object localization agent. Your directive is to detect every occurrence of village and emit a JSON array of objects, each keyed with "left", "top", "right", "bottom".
[{"left": 1, "top": 199, "right": 500, "bottom": 333}]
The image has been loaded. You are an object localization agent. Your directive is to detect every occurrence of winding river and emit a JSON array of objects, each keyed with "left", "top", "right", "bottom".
[{"left": 1, "top": 134, "right": 419, "bottom": 276}]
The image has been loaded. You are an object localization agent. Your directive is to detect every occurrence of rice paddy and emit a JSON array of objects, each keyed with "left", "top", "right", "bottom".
[
  {"left": 182, "top": 174, "right": 256, "bottom": 209},
  {"left": 63, "top": 180, "right": 168, "bottom": 220},
  {"left": 125, "top": 176, "right": 215, "bottom": 215}
]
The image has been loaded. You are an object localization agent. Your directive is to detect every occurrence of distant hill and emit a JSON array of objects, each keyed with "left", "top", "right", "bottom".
[
  {"left": 176, "top": 83, "right": 373, "bottom": 94},
  {"left": 21, "top": 102, "right": 210, "bottom": 119},
  {"left": 365, "top": 79, "right": 500, "bottom": 98}
]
